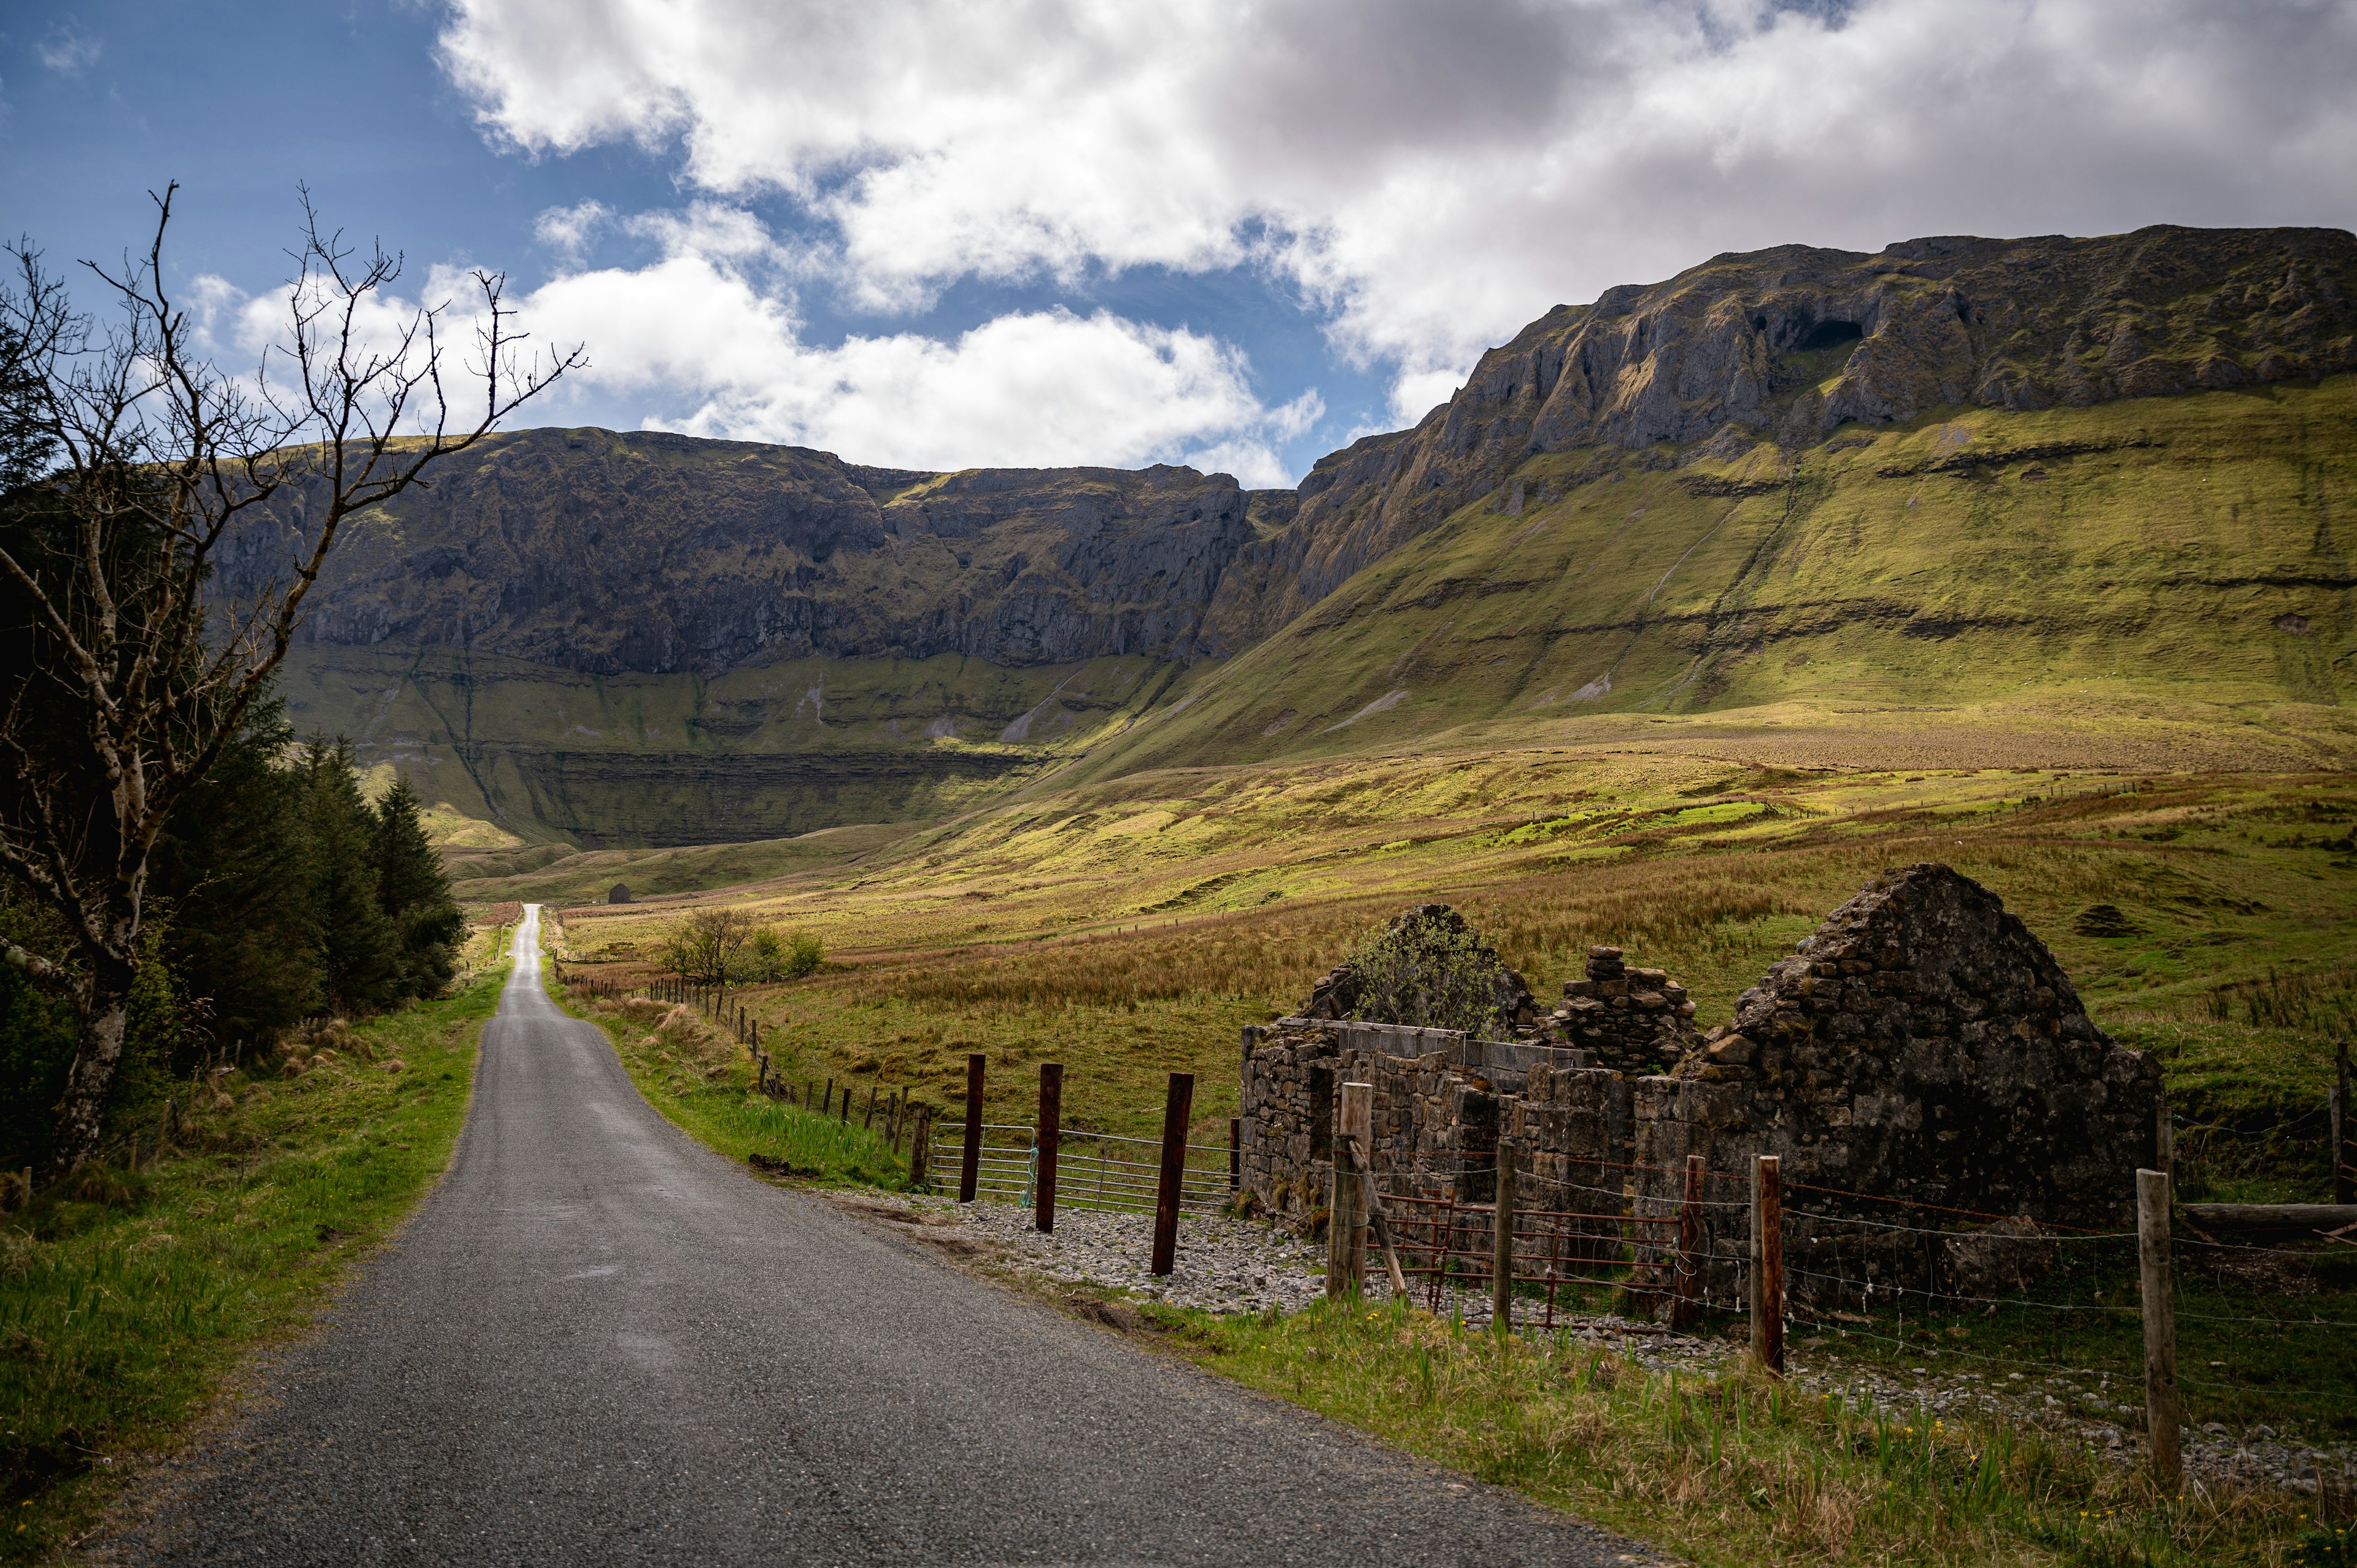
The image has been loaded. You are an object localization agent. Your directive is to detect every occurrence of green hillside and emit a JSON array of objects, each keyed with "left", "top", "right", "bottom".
[
  {"left": 1073, "top": 378, "right": 2356, "bottom": 782},
  {"left": 251, "top": 227, "right": 2356, "bottom": 852}
]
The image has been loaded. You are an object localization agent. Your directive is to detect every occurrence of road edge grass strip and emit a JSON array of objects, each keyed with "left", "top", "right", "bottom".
[
  {"left": 549, "top": 984, "right": 907, "bottom": 1191},
  {"left": 922, "top": 1236, "right": 2328, "bottom": 1568},
  {"left": 0, "top": 959, "right": 508, "bottom": 1562},
  {"left": 1099, "top": 1292, "right": 2323, "bottom": 1568}
]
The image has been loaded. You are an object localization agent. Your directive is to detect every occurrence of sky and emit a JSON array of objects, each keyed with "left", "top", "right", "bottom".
[{"left": 5, "top": 1, "right": 2354, "bottom": 488}]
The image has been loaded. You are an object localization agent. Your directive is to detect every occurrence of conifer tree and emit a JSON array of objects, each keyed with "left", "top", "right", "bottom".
[
  {"left": 374, "top": 776, "right": 463, "bottom": 998},
  {"left": 297, "top": 741, "right": 399, "bottom": 1015},
  {"left": 149, "top": 695, "right": 323, "bottom": 1038}
]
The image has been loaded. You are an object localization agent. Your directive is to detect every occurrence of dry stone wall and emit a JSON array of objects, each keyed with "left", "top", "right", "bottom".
[
  {"left": 1237, "top": 865, "right": 2163, "bottom": 1307},
  {"left": 1539, "top": 946, "right": 1704, "bottom": 1073}
]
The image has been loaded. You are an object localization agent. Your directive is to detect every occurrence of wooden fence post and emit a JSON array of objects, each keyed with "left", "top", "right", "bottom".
[
  {"left": 2138, "top": 1167, "right": 2181, "bottom": 1491},
  {"left": 1326, "top": 1081, "right": 1371, "bottom": 1296},
  {"left": 1749, "top": 1154, "right": 1784, "bottom": 1376},
  {"left": 2335, "top": 1042, "right": 2351, "bottom": 1205},
  {"left": 1150, "top": 1072, "right": 1194, "bottom": 1276},
  {"left": 909, "top": 1105, "right": 932, "bottom": 1190},
  {"left": 1493, "top": 1141, "right": 1517, "bottom": 1340},
  {"left": 959, "top": 1054, "right": 985, "bottom": 1202},
  {"left": 864, "top": 1085, "right": 878, "bottom": 1129},
  {"left": 1672, "top": 1153, "right": 1705, "bottom": 1332},
  {"left": 1036, "top": 1063, "right": 1063, "bottom": 1234},
  {"left": 1344, "top": 1084, "right": 1371, "bottom": 1294}
]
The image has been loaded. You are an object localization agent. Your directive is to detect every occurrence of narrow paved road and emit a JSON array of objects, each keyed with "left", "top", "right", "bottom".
[{"left": 119, "top": 909, "right": 1660, "bottom": 1566}]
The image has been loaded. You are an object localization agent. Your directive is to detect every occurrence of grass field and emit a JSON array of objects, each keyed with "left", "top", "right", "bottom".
[
  {"left": 1120, "top": 1293, "right": 2339, "bottom": 1568},
  {"left": 551, "top": 741, "right": 2356, "bottom": 1194},
  {"left": 0, "top": 943, "right": 507, "bottom": 1559}
]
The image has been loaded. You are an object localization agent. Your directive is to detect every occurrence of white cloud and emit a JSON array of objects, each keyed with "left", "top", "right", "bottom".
[
  {"left": 198, "top": 205, "right": 1312, "bottom": 487},
  {"left": 508, "top": 234, "right": 1308, "bottom": 484},
  {"left": 532, "top": 199, "right": 611, "bottom": 258},
  {"left": 37, "top": 23, "right": 102, "bottom": 75},
  {"left": 439, "top": 0, "right": 2357, "bottom": 424}
]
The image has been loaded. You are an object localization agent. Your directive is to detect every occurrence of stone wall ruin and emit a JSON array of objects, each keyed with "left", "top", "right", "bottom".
[{"left": 1236, "top": 863, "right": 2162, "bottom": 1310}]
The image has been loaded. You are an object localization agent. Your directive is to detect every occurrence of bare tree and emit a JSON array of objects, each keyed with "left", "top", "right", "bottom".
[
  {"left": 660, "top": 909, "right": 759, "bottom": 987},
  {"left": 0, "top": 185, "right": 582, "bottom": 1176}
]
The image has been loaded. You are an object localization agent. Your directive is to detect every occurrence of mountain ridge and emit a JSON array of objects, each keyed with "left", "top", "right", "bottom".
[{"left": 244, "top": 223, "right": 2357, "bottom": 846}]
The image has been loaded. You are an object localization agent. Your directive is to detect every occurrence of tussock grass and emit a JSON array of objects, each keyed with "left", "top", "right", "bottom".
[
  {"left": 0, "top": 953, "right": 503, "bottom": 1559},
  {"left": 1178, "top": 1295, "right": 2316, "bottom": 1567},
  {"left": 566, "top": 763, "right": 2353, "bottom": 1172}
]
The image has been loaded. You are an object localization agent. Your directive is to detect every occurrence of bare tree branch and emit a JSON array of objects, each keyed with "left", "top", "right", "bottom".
[{"left": 0, "top": 184, "right": 583, "bottom": 1174}]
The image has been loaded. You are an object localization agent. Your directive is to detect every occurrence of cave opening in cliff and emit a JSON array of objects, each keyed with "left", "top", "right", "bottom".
[{"left": 1797, "top": 319, "right": 1865, "bottom": 350}]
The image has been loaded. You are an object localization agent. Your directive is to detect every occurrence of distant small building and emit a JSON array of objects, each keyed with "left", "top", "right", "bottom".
[{"left": 608, "top": 883, "right": 632, "bottom": 905}]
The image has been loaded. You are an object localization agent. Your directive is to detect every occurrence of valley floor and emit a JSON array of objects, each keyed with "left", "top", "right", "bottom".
[{"left": 530, "top": 711, "right": 2355, "bottom": 1173}]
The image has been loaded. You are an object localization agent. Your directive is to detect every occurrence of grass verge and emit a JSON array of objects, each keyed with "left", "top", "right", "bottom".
[
  {"left": 552, "top": 984, "right": 908, "bottom": 1190},
  {"left": 0, "top": 959, "right": 505, "bottom": 1561},
  {"left": 1132, "top": 1292, "right": 2329, "bottom": 1568}
]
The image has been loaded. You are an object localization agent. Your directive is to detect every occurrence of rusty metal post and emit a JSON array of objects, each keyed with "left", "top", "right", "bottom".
[
  {"left": 1150, "top": 1072, "right": 1194, "bottom": 1275},
  {"left": 959, "top": 1054, "right": 985, "bottom": 1202},
  {"left": 1229, "top": 1118, "right": 1240, "bottom": 1191},
  {"left": 1035, "top": 1063, "right": 1063, "bottom": 1234},
  {"left": 1673, "top": 1153, "right": 1706, "bottom": 1331},
  {"left": 1749, "top": 1154, "right": 1784, "bottom": 1376}
]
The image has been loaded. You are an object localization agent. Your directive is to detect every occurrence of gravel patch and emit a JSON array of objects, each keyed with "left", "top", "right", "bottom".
[{"left": 905, "top": 1195, "right": 1332, "bottom": 1314}]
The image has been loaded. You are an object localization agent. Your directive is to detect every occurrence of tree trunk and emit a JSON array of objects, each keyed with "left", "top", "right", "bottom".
[{"left": 48, "top": 954, "right": 135, "bottom": 1179}]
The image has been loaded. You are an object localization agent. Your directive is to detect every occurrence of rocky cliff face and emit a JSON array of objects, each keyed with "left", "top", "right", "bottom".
[
  {"left": 237, "top": 226, "right": 2353, "bottom": 679},
  {"left": 223, "top": 430, "right": 1267, "bottom": 676},
  {"left": 1204, "top": 224, "right": 2357, "bottom": 649}
]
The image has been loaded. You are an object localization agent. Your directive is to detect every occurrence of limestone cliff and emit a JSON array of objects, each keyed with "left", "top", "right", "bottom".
[
  {"left": 223, "top": 430, "right": 1260, "bottom": 676},
  {"left": 1203, "top": 224, "right": 2357, "bottom": 649}
]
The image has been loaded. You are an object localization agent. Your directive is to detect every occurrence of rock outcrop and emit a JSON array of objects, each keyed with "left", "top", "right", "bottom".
[
  {"left": 1206, "top": 225, "right": 2357, "bottom": 647},
  {"left": 222, "top": 431, "right": 1268, "bottom": 676},
  {"left": 233, "top": 226, "right": 2355, "bottom": 682}
]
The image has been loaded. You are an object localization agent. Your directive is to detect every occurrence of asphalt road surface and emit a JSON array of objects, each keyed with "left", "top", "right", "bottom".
[{"left": 116, "top": 908, "right": 1663, "bottom": 1566}]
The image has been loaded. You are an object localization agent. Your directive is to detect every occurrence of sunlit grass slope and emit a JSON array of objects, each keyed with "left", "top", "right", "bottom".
[
  {"left": 1077, "top": 379, "right": 2357, "bottom": 782},
  {"left": 557, "top": 736, "right": 2355, "bottom": 1178}
]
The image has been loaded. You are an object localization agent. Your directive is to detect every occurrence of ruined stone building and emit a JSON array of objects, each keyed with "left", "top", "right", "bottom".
[{"left": 1237, "top": 863, "right": 2162, "bottom": 1308}]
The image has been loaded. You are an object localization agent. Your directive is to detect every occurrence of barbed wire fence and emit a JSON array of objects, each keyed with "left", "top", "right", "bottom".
[{"left": 1308, "top": 1086, "right": 2356, "bottom": 1500}]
